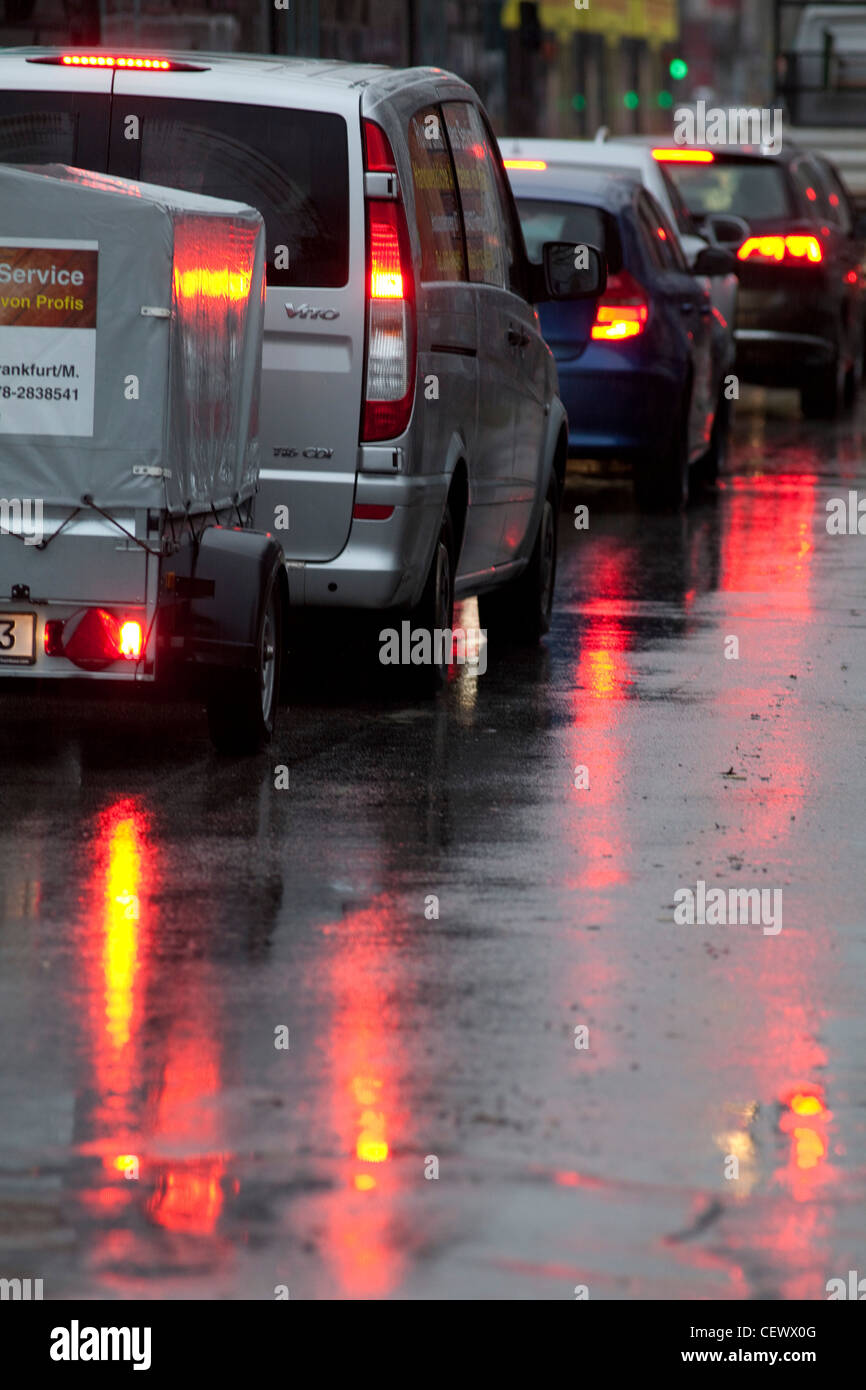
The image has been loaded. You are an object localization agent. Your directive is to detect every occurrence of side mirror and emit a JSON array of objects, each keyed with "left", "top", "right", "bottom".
[
  {"left": 533, "top": 241, "right": 607, "bottom": 302},
  {"left": 703, "top": 212, "right": 751, "bottom": 246},
  {"left": 693, "top": 245, "right": 738, "bottom": 276}
]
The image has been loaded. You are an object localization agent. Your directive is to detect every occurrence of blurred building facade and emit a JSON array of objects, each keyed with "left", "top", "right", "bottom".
[{"left": 5, "top": 0, "right": 772, "bottom": 139}]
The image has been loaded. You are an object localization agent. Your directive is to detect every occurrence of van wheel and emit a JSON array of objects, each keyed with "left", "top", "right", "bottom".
[
  {"left": 404, "top": 505, "right": 454, "bottom": 695},
  {"left": 207, "top": 577, "right": 282, "bottom": 753},
  {"left": 634, "top": 393, "right": 690, "bottom": 510},
  {"left": 479, "top": 478, "right": 558, "bottom": 645}
]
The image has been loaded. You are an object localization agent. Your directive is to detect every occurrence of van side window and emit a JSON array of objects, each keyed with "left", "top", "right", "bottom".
[
  {"left": 442, "top": 102, "right": 506, "bottom": 288},
  {"left": 407, "top": 106, "right": 467, "bottom": 283},
  {"left": 482, "top": 112, "right": 531, "bottom": 300},
  {"left": 112, "top": 99, "right": 350, "bottom": 289}
]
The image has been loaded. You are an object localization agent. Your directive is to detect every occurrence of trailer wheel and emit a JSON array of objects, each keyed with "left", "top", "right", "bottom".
[{"left": 206, "top": 577, "right": 282, "bottom": 754}]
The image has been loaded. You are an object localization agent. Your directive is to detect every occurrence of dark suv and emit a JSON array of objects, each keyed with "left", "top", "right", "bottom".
[{"left": 664, "top": 145, "right": 866, "bottom": 418}]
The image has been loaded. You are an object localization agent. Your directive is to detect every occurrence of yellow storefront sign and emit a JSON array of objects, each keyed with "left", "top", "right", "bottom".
[{"left": 501, "top": 0, "right": 678, "bottom": 43}]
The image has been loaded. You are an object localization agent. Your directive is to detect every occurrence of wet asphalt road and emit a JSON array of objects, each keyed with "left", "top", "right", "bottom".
[{"left": 0, "top": 385, "right": 864, "bottom": 1301}]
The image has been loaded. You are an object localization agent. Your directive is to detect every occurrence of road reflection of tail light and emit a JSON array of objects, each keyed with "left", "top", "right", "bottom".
[
  {"left": 779, "top": 1085, "right": 832, "bottom": 1185},
  {"left": 362, "top": 121, "right": 416, "bottom": 442},
  {"left": 591, "top": 269, "right": 649, "bottom": 340},
  {"left": 737, "top": 234, "right": 823, "bottom": 265}
]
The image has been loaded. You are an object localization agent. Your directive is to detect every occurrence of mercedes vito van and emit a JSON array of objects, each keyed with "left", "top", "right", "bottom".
[{"left": 0, "top": 50, "right": 604, "bottom": 679}]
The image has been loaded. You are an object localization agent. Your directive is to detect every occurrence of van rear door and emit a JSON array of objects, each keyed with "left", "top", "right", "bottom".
[
  {"left": 0, "top": 62, "right": 112, "bottom": 172},
  {"left": 108, "top": 72, "right": 365, "bottom": 563}
]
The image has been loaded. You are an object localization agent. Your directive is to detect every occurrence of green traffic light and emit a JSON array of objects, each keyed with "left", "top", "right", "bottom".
[
  {"left": 669, "top": 58, "right": 688, "bottom": 80},
  {"left": 658, "top": 91, "right": 673, "bottom": 109},
  {"left": 624, "top": 90, "right": 639, "bottom": 110}
]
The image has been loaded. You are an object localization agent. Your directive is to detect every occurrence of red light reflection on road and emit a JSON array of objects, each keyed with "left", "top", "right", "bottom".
[
  {"left": 81, "top": 798, "right": 229, "bottom": 1248},
  {"left": 320, "top": 895, "right": 405, "bottom": 1297},
  {"left": 568, "top": 542, "right": 634, "bottom": 894}
]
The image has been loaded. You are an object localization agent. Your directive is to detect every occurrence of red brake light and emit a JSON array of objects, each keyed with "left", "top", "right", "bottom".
[
  {"left": 362, "top": 189, "right": 416, "bottom": 441},
  {"left": 363, "top": 120, "right": 397, "bottom": 173},
  {"left": 369, "top": 209, "right": 404, "bottom": 300},
  {"left": 737, "top": 234, "right": 823, "bottom": 265},
  {"left": 63, "top": 54, "right": 169, "bottom": 68},
  {"left": 652, "top": 148, "right": 714, "bottom": 163},
  {"left": 591, "top": 269, "right": 649, "bottom": 341},
  {"left": 29, "top": 53, "right": 204, "bottom": 71},
  {"left": 46, "top": 609, "right": 144, "bottom": 668}
]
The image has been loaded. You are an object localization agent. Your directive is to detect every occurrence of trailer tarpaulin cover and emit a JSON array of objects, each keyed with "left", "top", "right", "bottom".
[{"left": 0, "top": 163, "right": 266, "bottom": 515}]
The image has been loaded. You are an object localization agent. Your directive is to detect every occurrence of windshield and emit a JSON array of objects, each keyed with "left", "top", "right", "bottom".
[{"left": 665, "top": 160, "right": 795, "bottom": 221}]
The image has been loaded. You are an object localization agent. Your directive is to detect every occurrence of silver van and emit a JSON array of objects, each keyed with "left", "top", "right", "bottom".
[{"left": 0, "top": 50, "right": 604, "bottom": 681}]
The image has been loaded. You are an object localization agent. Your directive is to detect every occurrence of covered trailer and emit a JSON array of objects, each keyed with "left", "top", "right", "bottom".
[{"left": 0, "top": 163, "right": 287, "bottom": 751}]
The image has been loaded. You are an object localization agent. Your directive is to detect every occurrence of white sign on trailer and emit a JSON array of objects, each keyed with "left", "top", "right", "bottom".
[{"left": 0, "top": 237, "right": 98, "bottom": 437}]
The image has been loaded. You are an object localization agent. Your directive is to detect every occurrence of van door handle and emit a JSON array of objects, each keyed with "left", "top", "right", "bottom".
[{"left": 507, "top": 327, "right": 529, "bottom": 347}]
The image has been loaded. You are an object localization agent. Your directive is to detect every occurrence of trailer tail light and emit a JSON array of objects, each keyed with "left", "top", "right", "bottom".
[
  {"left": 43, "top": 620, "right": 64, "bottom": 656},
  {"left": 119, "top": 621, "right": 143, "bottom": 658},
  {"left": 44, "top": 608, "right": 144, "bottom": 668},
  {"left": 737, "top": 234, "right": 823, "bottom": 265},
  {"left": 362, "top": 121, "right": 416, "bottom": 442},
  {"left": 591, "top": 269, "right": 650, "bottom": 340}
]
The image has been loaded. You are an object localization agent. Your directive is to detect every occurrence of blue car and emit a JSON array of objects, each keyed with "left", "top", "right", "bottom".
[{"left": 507, "top": 166, "right": 736, "bottom": 507}]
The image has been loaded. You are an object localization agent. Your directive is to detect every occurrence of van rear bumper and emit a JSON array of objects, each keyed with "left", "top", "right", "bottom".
[{"left": 288, "top": 473, "right": 449, "bottom": 611}]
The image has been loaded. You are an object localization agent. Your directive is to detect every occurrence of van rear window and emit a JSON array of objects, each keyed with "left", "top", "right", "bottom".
[
  {"left": 122, "top": 100, "right": 350, "bottom": 288},
  {"left": 0, "top": 109, "right": 76, "bottom": 163}
]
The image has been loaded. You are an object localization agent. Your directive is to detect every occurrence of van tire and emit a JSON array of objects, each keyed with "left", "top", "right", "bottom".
[
  {"left": 479, "top": 477, "right": 558, "bottom": 645},
  {"left": 206, "top": 575, "right": 283, "bottom": 753},
  {"left": 404, "top": 505, "right": 455, "bottom": 695}
]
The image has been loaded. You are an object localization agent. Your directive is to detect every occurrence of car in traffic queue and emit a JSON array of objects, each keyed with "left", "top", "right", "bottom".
[
  {"left": 507, "top": 164, "right": 737, "bottom": 508},
  {"left": 659, "top": 142, "right": 866, "bottom": 418},
  {"left": 498, "top": 134, "right": 742, "bottom": 344},
  {"left": 0, "top": 48, "right": 606, "bottom": 682}
]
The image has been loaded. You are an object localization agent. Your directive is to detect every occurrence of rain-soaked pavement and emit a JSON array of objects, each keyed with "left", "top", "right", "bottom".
[{"left": 0, "top": 386, "right": 864, "bottom": 1301}]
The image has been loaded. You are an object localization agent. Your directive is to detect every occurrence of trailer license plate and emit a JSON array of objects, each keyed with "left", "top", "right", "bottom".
[{"left": 0, "top": 613, "right": 36, "bottom": 665}]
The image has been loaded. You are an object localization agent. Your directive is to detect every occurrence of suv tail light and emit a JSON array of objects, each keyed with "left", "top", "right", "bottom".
[
  {"left": 362, "top": 120, "right": 416, "bottom": 442},
  {"left": 737, "top": 234, "right": 823, "bottom": 265},
  {"left": 591, "top": 268, "right": 649, "bottom": 340}
]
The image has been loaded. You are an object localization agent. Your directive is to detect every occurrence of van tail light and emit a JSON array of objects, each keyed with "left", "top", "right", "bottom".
[
  {"left": 591, "top": 269, "right": 649, "bottom": 340},
  {"left": 44, "top": 608, "right": 143, "bottom": 669},
  {"left": 737, "top": 234, "right": 823, "bottom": 265},
  {"left": 362, "top": 120, "right": 416, "bottom": 442}
]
